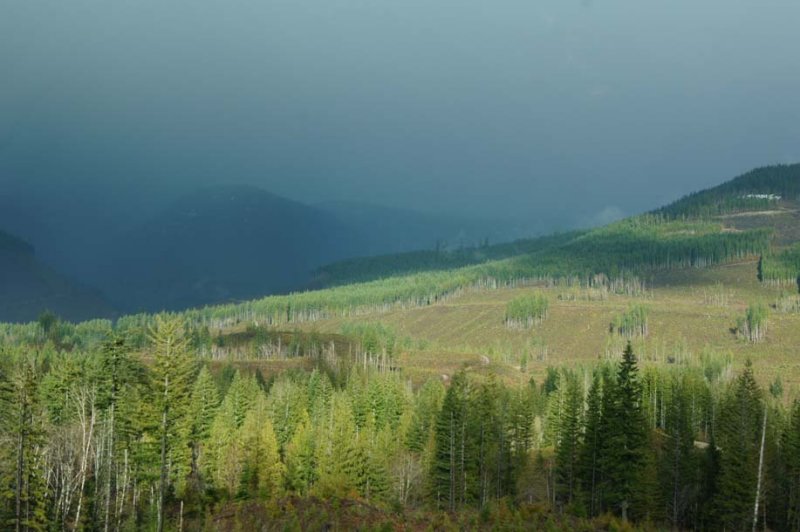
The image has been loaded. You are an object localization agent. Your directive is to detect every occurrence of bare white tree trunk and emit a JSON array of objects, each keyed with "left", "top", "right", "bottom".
[
  {"left": 104, "top": 405, "right": 114, "bottom": 532},
  {"left": 74, "top": 387, "right": 97, "bottom": 531},
  {"left": 753, "top": 404, "right": 768, "bottom": 532},
  {"left": 117, "top": 448, "right": 129, "bottom": 530}
]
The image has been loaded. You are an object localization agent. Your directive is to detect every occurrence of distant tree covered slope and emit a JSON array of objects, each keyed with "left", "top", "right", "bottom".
[
  {"left": 309, "top": 231, "right": 585, "bottom": 289},
  {"left": 115, "top": 215, "right": 769, "bottom": 331},
  {"left": 315, "top": 200, "right": 526, "bottom": 256},
  {"left": 92, "top": 185, "right": 362, "bottom": 313},
  {"left": 312, "top": 164, "right": 799, "bottom": 292},
  {"left": 657, "top": 163, "right": 800, "bottom": 218},
  {"left": 0, "top": 229, "right": 113, "bottom": 323},
  {"left": 89, "top": 186, "right": 528, "bottom": 314}
]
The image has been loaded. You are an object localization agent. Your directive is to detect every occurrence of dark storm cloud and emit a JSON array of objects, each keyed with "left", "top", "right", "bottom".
[{"left": 1, "top": 0, "right": 799, "bottom": 226}]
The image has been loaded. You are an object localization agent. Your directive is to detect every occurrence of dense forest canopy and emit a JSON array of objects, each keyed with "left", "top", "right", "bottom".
[{"left": 2, "top": 329, "right": 798, "bottom": 530}]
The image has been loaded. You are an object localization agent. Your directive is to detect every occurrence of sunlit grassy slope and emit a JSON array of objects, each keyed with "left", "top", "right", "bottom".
[{"left": 294, "top": 260, "right": 799, "bottom": 386}]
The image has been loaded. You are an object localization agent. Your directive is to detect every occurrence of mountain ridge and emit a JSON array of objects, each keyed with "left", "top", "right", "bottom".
[{"left": 0, "top": 229, "right": 114, "bottom": 323}]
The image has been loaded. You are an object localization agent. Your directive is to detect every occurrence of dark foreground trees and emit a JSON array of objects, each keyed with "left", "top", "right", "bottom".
[{"left": 3, "top": 330, "right": 800, "bottom": 530}]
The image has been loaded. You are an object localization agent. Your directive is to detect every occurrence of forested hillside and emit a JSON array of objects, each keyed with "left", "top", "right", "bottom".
[
  {"left": 0, "top": 229, "right": 113, "bottom": 323},
  {"left": 657, "top": 163, "right": 800, "bottom": 218},
  {"left": 2, "top": 164, "right": 800, "bottom": 530},
  {"left": 91, "top": 185, "right": 359, "bottom": 313},
  {"left": 309, "top": 231, "right": 584, "bottom": 289},
  {"left": 315, "top": 200, "right": 524, "bottom": 259}
]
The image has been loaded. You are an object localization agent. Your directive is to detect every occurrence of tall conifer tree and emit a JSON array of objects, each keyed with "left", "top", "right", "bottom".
[
  {"left": 714, "top": 360, "right": 764, "bottom": 530},
  {"left": 149, "top": 317, "right": 195, "bottom": 532}
]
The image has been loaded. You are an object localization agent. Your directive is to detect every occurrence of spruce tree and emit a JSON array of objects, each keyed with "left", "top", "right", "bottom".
[
  {"left": 406, "top": 379, "right": 445, "bottom": 453},
  {"left": 784, "top": 400, "right": 800, "bottom": 530},
  {"left": 555, "top": 371, "right": 583, "bottom": 509},
  {"left": 432, "top": 371, "right": 474, "bottom": 510},
  {"left": 221, "top": 370, "right": 260, "bottom": 428},
  {"left": 713, "top": 359, "right": 763, "bottom": 530},
  {"left": 358, "top": 417, "right": 391, "bottom": 502},
  {"left": 661, "top": 377, "right": 695, "bottom": 528},
  {"left": 314, "top": 394, "right": 364, "bottom": 498},
  {"left": 208, "top": 408, "right": 243, "bottom": 498},
  {"left": 269, "top": 379, "right": 309, "bottom": 452},
  {"left": 473, "top": 374, "right": 512, "bottom": 505},
  {"left": 5, "top": 356, "right": 47, "bottom": 532},
  {"left": 284, "top": 411, "right": 317, "bottom": 495},
  {"left": 184, "top": 366, "right": 220, "bottom": 501},
  {"left": 578, "top": 371, "right": 603, "bottom": 517},
  {"left": 239, "top": 396, "right": 285, "bottom": 499},
  {"left": 509, "top": 378, "right": 540, "bottom": 467},
  {"left": 599, "top": 342, "right": 648, "bottom": 520}
]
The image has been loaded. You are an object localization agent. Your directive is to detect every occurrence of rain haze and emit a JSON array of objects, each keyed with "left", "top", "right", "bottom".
[{"left": 1, "top": 0, "right": 799, "bottom": 315}]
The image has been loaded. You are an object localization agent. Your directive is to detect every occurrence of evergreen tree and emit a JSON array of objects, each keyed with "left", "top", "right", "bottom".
[
  {"left": 257, "top": 418, "right": 285, "bottom": 499},
  {"left": 208, "top": 406, "right": 243, "bottom": 498},
  {"left": 5, "top": 356, "right": 47, "bottom": 531},
  {"left": 284, "top": 411, "right": 317, "bottom": 495},
  {"left": 269, "top": 379, "right": 309, "bottom": 452},
  {"left": 221, "top": 370, "right": 260, "bottom": 428},
  {"left": 0, "top": 359, "right": 11, "bottom": 526},
  {"left": 784, "top": 400, "right": 800, "bottom": 531},
  {"left": 713, "top": 360, "right": 763, "bottom": 530},
  {"left": 474, "top": 375, "right": 513, "bottom": 506},
  {"left": 96, "top": 335, "right": 136, "bottom": 532},
  {"left": 598, "top": 342, "right": 648, "bottom": 520},
  {"left": 509, "top": 378, "right": 540, "bottom": 466},
  {"left": 697, "top": 430, "right": 722, "bottom": 529},
  {"left": 431, "top": 371, "right": 475, "bottom": 510},
  {"left": 183, "top": 366, "right": 220, "bottom": 502},
  {"left": 306, "top": 369, "right": 333, "bottom": 421},
  {"left": 661, "top": 377, "right": 695, "bottom": 528},
  {"left": 148, "top": 316, "right": 196, "bottom": 532},
  {"left": 578, "top": 369, "right": 607, "bottom": 517},
  {"left": 555, "top": 371, "right": 583, "bottom": 509},
  {"left": 239, "top": 396, "right": 285, "bottom": 499},
  {"left": 314, "top": 394, "right": 364, "bottom": 498},
  {"left": 406, "top": 379, "right": 445, "bottom": 453},
  {"left": 633, "top": 433, "right": 664, "bottom": 524},
  {"left": 358, "top": 418, "right": 391, "bottom": 502}
]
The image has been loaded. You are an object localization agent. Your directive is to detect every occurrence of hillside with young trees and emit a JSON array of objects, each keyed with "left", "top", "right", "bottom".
[{"left": 1, "top": 163, "right": 800, "bottom": 530}]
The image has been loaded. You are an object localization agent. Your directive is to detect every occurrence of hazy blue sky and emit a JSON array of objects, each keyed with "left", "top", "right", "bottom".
[{"left": 2, "top": 0, "right": 799, "bottom": 228}]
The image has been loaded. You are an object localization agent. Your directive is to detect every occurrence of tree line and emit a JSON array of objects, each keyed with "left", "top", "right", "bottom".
[
  {"left": 656, "top": 163, "right": 800, "bottom": 219},
  {"left": 3, "top": 318, "right": 800, "bottom": 530}
]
